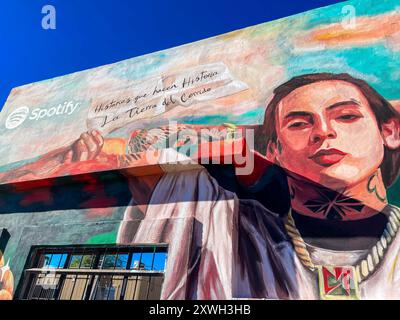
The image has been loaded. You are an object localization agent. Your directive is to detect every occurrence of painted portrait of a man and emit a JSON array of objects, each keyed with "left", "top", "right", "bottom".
[
  {"left": 114, "top": 73, "right": 400, "bottom": 300},
  {"left": 5, "top": 72, "right": 399, "bottom": 300}
]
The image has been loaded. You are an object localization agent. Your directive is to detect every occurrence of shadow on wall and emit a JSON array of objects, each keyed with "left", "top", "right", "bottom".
[{"left": 0, "top": 170, "right": 133, "bottom": 215}]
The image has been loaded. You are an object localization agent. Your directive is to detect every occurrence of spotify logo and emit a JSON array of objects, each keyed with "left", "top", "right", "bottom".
[
  {"left": 4, "top": 101, "right": 80, "bottom": 130},
  {"left": 5, "top": 106, "right": 30, "bottom": 129}
]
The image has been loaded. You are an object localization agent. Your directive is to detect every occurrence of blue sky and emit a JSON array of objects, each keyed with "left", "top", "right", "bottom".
[{"left": 0, "top": 0, "right": 343, "bottom": 111}]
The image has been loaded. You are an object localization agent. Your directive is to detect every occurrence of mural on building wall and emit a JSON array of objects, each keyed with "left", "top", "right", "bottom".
[{"left": 0, "top": 0, "right": 400, "bottom": 300}]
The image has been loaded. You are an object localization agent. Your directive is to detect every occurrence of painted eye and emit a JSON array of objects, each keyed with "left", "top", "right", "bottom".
[
  {"left": 288, "top": 122, "right": 309, "bottom": 128},
  {"left": 337, "top": 114, "right": 362, "bottom": 121}
]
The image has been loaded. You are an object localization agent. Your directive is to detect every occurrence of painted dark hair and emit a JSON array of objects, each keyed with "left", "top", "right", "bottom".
[{"left": 257, "top": 73, "right": 400, "bottom": 187}]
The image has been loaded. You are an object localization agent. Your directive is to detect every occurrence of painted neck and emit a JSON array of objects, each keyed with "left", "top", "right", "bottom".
[{"left": 288, "top": 170, "right": 387, "bottom": 221}]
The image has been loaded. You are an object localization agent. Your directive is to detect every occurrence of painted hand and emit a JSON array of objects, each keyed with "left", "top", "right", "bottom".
[{"left": 63, "top": 130, "right": 104, "bottom": 163}]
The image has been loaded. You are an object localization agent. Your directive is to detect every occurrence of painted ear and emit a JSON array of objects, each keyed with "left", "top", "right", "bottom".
[
  {"left": 266, "top": 141, "right": 280, "bottom": 164},
  {"left": 382, "top": 118, "right": 400, "bottom": 150}
]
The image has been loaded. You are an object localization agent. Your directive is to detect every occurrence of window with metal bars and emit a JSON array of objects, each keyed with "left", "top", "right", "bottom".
[{"left": 19, "top": 244, "right": 168, "bottom": 300}]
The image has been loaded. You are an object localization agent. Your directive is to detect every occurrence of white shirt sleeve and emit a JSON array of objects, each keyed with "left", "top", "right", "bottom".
[{"left": 118, "top": 147, "right": 239, "bottom": 299}]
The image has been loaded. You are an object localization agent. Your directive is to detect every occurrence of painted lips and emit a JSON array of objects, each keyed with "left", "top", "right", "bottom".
[{"left": 309, "top": 148, "right": 347, "bottom": 166}]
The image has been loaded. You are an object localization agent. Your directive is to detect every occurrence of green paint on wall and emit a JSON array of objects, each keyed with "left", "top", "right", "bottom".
[
  {"left": 85, "top": 231, "right": 117, "bottom": 244},
  {"left": 304, "top": 0, "right": 399, "bottom": 30},
  {"left": 286, "top": 45, "right": 400, "bottom": 101},
  {"left": 388, "top": 180, "right": 400, "bottom": 208}
]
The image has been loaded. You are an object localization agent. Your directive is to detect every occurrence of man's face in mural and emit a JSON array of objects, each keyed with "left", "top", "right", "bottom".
[{"left": 269, "top": 80, "right": 386, "bottom": 190}]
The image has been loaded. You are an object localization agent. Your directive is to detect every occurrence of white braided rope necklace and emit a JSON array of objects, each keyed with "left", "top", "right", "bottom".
[{"left": 284, "top": 206, "right": 400, "bottom": 283}]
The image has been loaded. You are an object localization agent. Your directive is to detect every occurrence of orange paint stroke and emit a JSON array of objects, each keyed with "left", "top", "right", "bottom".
[{"left": 304, "top": 13, "right": 400, "bottom": 47}]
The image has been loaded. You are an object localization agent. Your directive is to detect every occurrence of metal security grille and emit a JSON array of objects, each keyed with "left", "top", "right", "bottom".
[{"left": 19, "top": 244, "right": 168, "bottom": 300}]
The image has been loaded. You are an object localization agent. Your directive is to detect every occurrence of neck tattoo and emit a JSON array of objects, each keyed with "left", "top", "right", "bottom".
[
  {"left": 288, "top": 170, "right": 387, "bottom": 221},
  {"left": 367, "top": 172, "right": 387, "bottom": 202},
  {"left": 303, "top": 187, "right": 364, "bottom": 221}
]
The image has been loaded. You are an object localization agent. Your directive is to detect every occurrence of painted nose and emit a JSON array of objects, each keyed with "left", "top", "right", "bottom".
[{"left": 310, "top": 122, "right": 337, "bottom": 144}]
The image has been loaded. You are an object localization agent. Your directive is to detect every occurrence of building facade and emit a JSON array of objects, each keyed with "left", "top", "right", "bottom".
[{"left": 1, "top": 0, "right": 400, "bottom": 300}]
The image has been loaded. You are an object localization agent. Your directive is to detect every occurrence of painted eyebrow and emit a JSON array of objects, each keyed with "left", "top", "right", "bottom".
[
  {"left": 326, "top": 100, "right": 361, "bottom": 111},
  {"left": 283, "top": 111, "right": 313, "bottom": 120}
]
